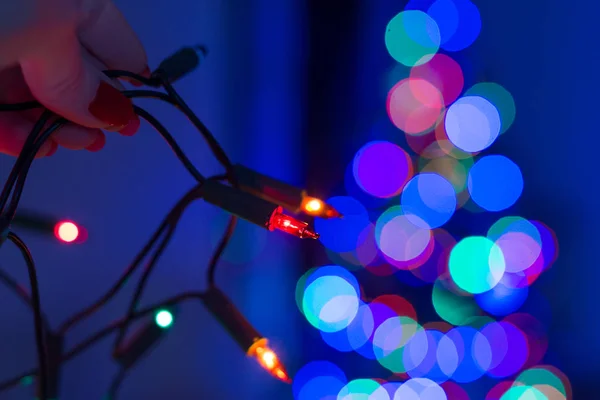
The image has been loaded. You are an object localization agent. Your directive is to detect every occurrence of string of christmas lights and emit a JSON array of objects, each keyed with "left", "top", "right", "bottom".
[{"left": 0, "top": 46, "right": 342, "bottom": 400}]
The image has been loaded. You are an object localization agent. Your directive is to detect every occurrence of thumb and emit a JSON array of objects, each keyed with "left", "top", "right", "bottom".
[{"left": 19, "top": 30, "right": 136, "bottom": 131}]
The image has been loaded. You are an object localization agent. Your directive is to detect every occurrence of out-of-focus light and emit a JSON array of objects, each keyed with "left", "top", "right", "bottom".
[
  {"left": 503, "top": 313, "right": 548, "bottom": 369},
  {"left": 352, "top": 141, "right": 413, "bottom": 198},
  {"left": 440, "top": 381, "right": 470, "bottom": 400},
  {"left": 373, "top": 316, "right": 422, "bottom": 373},
  {"left": 401, "top": 173, "right": 457, "bottom": 229},
  {"left": 468, "top": 155, "right": 523, "bottom": 212},
  {"left": 498, "top": 385, "right": 546, "bottom": 400},
  {"left": 302, "top": 275, "right": 360, "bottom": 333},
  {"left": 449, "top": 236, "right": 505, "bottom": 294},
  {"left": 410, "top": 229, "right": 456, "bottom": 284},
  {"left": 432, "top": 279, "right": 482, "bottom": 326},
  {"left": 154, "top": 309, "right": 174, "bottom": 329},
  {"left": 315, "top": 197, "right": 370, "bottom": 253},
  {"left": 296, "top": 265, "right": 361, "bottom": 315},
  {"left": 477, "top": 321, "right": 529, "bottom": 379},
  {"left": 393, "top": 378, "right": 447, "bottom": 400},
  {"left": 387, "top": 78, "right": 445, "bottom": 135},
  {"left": 247, "top": 338, "right": 291, "bottom": 384},
  {"left": 445, "top": 96, "right": 501, "bottom": 153},
  {"left": 420, "top": 157, "right": 472, "bottom": 209},
  {"left": 374, "top": 206, "right": 433, "bottom": 269},
  {"left": 475, "top": 278, "right": 529, "bottom": 317},
  {"left": 466, "top": 82, "right": 516, "bottom": 134},
  {"left": 513, "top": 366, "right": 571, "bottom": 399},
  {"left": 54, "top": 221, "right": 80, "bottom": 243},
  {"left": 293, "top": 361, "right": 347, "bottom": 400},
  {"left": 441, "top": 327, "right": 492, "bottom": 383},
  {"left": 338, "top": 379, "right": 390, "bottom": 400},
  {"left": 385, "top": 11, "right": 441, "bottom": 67},
  {"left": 319, "top": 301, "right": 374, "bottom": 353},
  {"left": 406, "top": 0, "right": 482, "bottom": 52},
  {"left": 410, "top": 53, "right": 464, "bottom": 105}
]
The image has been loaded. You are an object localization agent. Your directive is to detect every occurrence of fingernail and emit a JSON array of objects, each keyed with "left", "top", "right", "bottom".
[
  {"left": 88, "top": 81, "right": 135, "bottom": 129},
  {"left": 46, "top": 141, "right": 58, "bottom": 157},
  {"left": 86, "top": 134, "right": 106, "bottom": 152},
  {"left": 118, "top": 115, "right": 141, "bottom": 137}
]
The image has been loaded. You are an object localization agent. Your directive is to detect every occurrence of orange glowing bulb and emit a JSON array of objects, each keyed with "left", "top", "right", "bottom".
[
  {"left": 303, "top": 198, "right": 323, "bottom": 213},
  {"left": 247, "top": 338, "right": 292, "bottom": 384},
  {"left": 300, "top": 196, "right": 342, "bottom": 219}
]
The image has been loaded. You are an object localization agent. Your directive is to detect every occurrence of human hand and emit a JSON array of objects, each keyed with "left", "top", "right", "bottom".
[{"left": 0, "top": 0, "right": 148, "bottom": 158}]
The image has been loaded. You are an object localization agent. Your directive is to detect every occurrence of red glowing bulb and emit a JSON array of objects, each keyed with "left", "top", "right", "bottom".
[
  {"left": 268, "top": 207, "right": 319, "bottom": 239},
  {"left": 54, "top": 221, "right": 79, "bottom": 243}
]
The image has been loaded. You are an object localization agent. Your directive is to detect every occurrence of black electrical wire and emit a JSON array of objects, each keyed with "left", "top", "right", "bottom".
[
  {"left": 4, "top": 118, "right": 67, "bottom": 220},
  {"left": 157, "top": 73, "right": 234, "bottom": 178},
  {"left": 0, "top": 266, "right": 51, "bottom": 333},
  {"left": 106, "top": 368, "right": 127, "bottom": 399},
  {"left": 0, "top": 52, "right": 247, "bottom": 397},
  {"left": 112, "top": 218, "right": 180, "bottom": 352},
  {"left": 0, "top": 291, "right": 205, "bottom": 392},
  {"left": 206, "top": 215, "right": 237, "bottom": 286},
  {"left": 0, "top": 110, "right": 53, "bottom": 214},
  {"left": 133, "top": 105, "right": 205, "bottom": 183},
  {"left": 58, "top": 184, "right": 204, "bottom": 333},
  {"left": 4, "top": 232, "right": 48, "bottom": 400}
]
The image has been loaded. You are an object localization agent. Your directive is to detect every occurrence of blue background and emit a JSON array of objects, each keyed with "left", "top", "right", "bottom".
[{"left": 0, "top": 0, "right": 596, "bottom": 398}]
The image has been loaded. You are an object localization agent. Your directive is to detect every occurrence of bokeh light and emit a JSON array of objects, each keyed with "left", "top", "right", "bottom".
[
  {"left": 401, "top": 173, "right": 457, "bottom": 228},
  {"left": 445, "top": 96, "right": 501, "bottom": 153},
  {"left": 405, "top": 0, "right": 482, "bottom": 52},
  {"left": 293, "top": 361, "right": 347, "bottom": 400},
  {"left": 475, "top": 276, "right": 529, "bottom": 317},
  {"left": 302, "top": 275, "right": 360, "bottom": 333},
  {"left": 375, "top": 206, "right": 433, "bottom": 268},
  {"left": 468, "top": 156, "right": 523, "bottom": 212},
  {"left": 293, "top": 3, "right": 565, "bottom": 398},
  {"left": 410, "top": 53, "right": 464, "bottom": 105},
  {"left": 478, "top": 321, "right": 529, "bottom": 378},
  {"left": 432, "top": 279, "right": 482, "bottom": 325},
  {"left": 315, "top": 197, "right": 371, "bottom": 253},
  {"left": 387, "top": 78, "right": 445, "bottom": 135},
  {"left": 466, "top": 83, "right": 516, "bottom": 134},
  {"left": 394, "top": 378, "right": 447, "bottom": 399},
  {"left": 449, "top": 236, "right": 506, "bottom": 294},
  {"left": 338, "top": 379, "right": 390, "bottom": 400},
  {"left": 385, "top": 11, "right": 441, "bottom": 67},
  {"left": 353, "top": 141, "right": 413, "bottom": 198}
]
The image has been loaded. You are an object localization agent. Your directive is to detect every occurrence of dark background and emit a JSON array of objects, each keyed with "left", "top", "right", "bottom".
[{"left": 0, "top": 0, "right": 597, "bottom": 398}]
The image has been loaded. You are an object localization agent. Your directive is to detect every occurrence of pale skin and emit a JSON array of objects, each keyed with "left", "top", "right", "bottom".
[{"left": 0, "top": 0, "right": 148, "bottom": 157}]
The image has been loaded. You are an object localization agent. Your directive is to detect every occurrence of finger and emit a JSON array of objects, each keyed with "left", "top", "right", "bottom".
[
  {"left": 19, "top": 31, "right": 138, "bottom": 131},
  {"left": 78, "top": 1, "right": 148, "bottom": 75},
  {"left": 0, "top": 113, "right": 55, "bottom": 158},
  {"left": 81, "top": 46, "right": 126, "bottom": 91},
  {"left": 51, "top": 124, "right": 105, "bottom": 151}
]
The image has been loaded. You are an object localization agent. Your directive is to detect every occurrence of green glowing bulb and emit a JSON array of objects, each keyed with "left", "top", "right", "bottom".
[{"left": 154, "top": 309, "right": 174, "bottom": 329}]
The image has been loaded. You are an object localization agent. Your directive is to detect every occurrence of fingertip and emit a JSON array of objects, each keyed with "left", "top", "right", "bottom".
[
  {"left": 34, "top": 140, "right": 57, "bottom": 159},
  {"left": 118, "top": 115, "right": 141, "bottom": 136},
  {"left": 86, "top": 131, "right": 106, "bottom": 152},
  {"left": 47, "top": 141, "right": 59, "bottom": 157},
  {"left": 88, "top": 81, "right": 135, "bottom": 129}
]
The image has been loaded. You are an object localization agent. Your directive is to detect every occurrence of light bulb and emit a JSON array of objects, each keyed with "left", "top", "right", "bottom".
[{"left": 247, "top": 338, "right": 291, "bottom": 384}]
